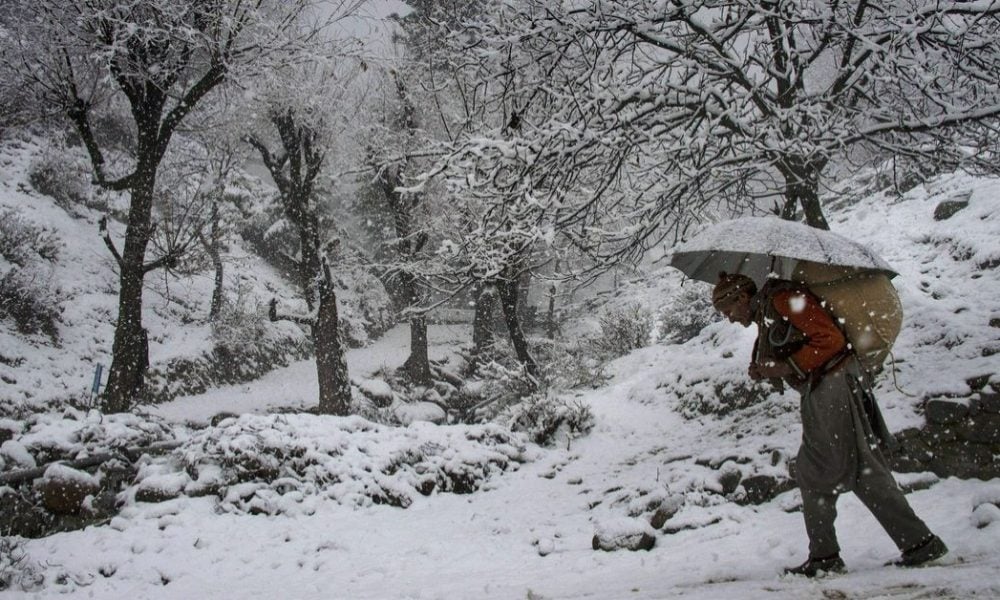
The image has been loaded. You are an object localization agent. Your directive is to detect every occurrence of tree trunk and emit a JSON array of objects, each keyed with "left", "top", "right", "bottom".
[
  {"left": 207, "top": 208, "right": 224, "bottom": 320},
  {"left": 209, "top": 252, "right": 224, "bottom": 320},
  {"left": 102, "top": 177, "right": 155, "bottom": 413},
  {"left": 248, "top": 118, "right": 350, "bottom": 415},
  {"left": 472, "top": 283, "right": 497, "bottom": 355},
  {"left": 780, "top": 159, "right": 830, "bottom": 230},
  {"left": 516, "top": 268, "right": 532, "bottom": 326},
  {"left": 546, "top": 280, "right": 558, "bottom": 340},
  {"left": 395, "top": 268, "right": 432, "bottom": 384},
  {"left": 497, "top": 276, "right": 539, "bottom": 380},
  {"left": 403, "top": 315, "right": 432, "bottom": 385},
  {"left": 295, "top": 207, "right": 322, "bottom": 309},
  {"left": 315, "top": 263, "right": 351, "bottom": 415}
]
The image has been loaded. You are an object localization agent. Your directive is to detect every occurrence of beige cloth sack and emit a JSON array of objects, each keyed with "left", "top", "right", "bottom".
[{"left": 791, "top": 261, "right": 903, "bottom": 371}]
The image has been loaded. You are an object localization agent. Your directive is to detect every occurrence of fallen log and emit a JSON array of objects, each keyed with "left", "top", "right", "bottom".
[
  {"left": 0, "top": 440, "right": 182, "bottom": 487},
  {"left": 431, "top": 365, "right": 464, "bottom": 388}
]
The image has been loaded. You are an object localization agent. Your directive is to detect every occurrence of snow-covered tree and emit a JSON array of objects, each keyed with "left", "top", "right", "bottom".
[
  {"left": 4, "top": 0, "right": 345, "bottom": 413},
  {"left": 244, "top": 48, "right": 366, "bottom": 415},
  {"left": 361, "top": 68, "right": 438, "bottom": 385},
  {"left": 434, "top": 0, "right": 1000, "bottom": 271},
  {"left": 392, "top": 0, "right": 567, "bottom": 378}
]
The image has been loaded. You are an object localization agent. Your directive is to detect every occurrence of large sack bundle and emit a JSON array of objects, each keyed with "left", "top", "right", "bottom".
[{"left": 791, "top": 261, "right": 903, "bottom": 372}]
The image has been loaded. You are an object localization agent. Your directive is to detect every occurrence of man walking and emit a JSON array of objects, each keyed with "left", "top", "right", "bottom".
[{"left": 711, "top": 272, "right": 947, "bottom": 577}]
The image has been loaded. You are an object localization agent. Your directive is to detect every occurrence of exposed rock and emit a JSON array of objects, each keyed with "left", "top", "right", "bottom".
[
  {"left": 717, "top": 462, "right": 743, "bottom": 496},
  {"left": 966, "top": 375, "right": 992, "bottom": 392},
  {"left": 735, "top": 474, "right": 795, "bottom": 506},
  {"left": 0, "top": 420, "right": 18, "bottom": 445},
  {"left": 592, "top": 531, "right": 656, "bottom": 552},
  {"left": 925, "top": 397, "right": 970, "bottom": 425},
  {"left": 135, "top": 486, "right": 182, "bottom": 503},
  {"left": 924, "top": 420, "right": 960, "bottom": 443},
  {"left": 977, "top": 390, "right": 1000, "bottom": 414},
  {"left": 891, "top": 426, "right": 999, "bottom": 480},
  {"left": 98, "top": 458, "right": 137, "bottom": 492},
  {"left": 956, "top": 413, "right": 1000, "bottom": 444},
  {"left": 933, "top": 198, "right": 969, "bottom": 221},
  {"left": 135, "top": 471, "right": 191, "bottom": 503},
  {"left": 649, "top": 495, "right": 685, "bottom": 529},
  {"left": 892, "top": 428, "right": 935, "bottom": 466}
]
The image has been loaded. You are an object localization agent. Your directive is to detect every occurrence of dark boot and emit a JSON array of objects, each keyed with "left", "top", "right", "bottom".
[
  {"left": 783, "top": 554, "right": 846, "bottom": 577},
  {"left": 890, "top": 535, "right": 948, "bottom": 567}
]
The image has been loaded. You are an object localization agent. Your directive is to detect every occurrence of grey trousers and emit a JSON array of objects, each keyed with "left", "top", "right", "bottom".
[
  {"left": 801, "top": 458, "right": 933, "bottom": 558},
  {"left": 794, "top": 355, "right": 933, "bottom": 558}
]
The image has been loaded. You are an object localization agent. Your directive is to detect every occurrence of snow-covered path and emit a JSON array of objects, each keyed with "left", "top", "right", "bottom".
[
  {"left": 147, "top": 323, "right": 469, "bottom": 424},
  {"left": 23, "top": 332, "right": 1000, "bottom": 599}
]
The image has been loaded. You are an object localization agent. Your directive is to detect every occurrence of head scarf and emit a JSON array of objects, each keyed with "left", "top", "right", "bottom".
[{"left": 712, "top": 272, "right": 756, "bottom": 306}]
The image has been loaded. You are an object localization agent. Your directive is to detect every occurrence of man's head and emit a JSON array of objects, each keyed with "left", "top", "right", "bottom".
[{"left": 712, "top": 272, "right": 757, "bottom": 327}]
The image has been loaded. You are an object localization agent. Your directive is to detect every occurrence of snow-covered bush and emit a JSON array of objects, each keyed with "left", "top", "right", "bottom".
[
  {"left": 457, "top": 359, "right": 540, "bottom": 422},
  {"left": 210, "top": 284, "right": 269, "bottom": 350},
  {"left": 145, "top": 331, "right": 311, "bottom": 404},
  {"left": 237, "top": 206, "right": 394, "bottom": 346},
  {"left": 238, "top": 207, "right": 301, "bottom": 276},
  {"left": 0, "top": 209, "right": 63, "bottom": 338},
  {"left": 0, "top": 267, "right": 62, "bottom": 339},
  {"left": 592, "top": 302, "right": 653, "bottom": 359},
  {"left": 0, "top": 209, "right": 60, "bottom": 266},
  {"left": 499, "top": 393, "right": 594, "bottom": 447},
  {"left": 534, "top": 338, "right": 610, "bottom": 390},
  {"left": 656, "top": 286, "right": 717, "bottom": 345},
  {"left": 333, "top": 267, "right": 394, "bottom": 347},
  {"left": 27, "top": 150, "right": 97, "bottom": 212}
]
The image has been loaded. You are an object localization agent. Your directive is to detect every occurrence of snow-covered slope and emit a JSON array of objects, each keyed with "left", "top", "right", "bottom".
[
  {"left": 0, "top": 132, "right": 393, "bottom": 414},
  {"left": 11, "top": 337, "right": 1000, "bottom": 599}
]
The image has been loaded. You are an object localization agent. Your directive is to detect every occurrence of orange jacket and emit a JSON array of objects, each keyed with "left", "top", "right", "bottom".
[{"left": 770, "top": 288, "right": 846, "bottom": 374}]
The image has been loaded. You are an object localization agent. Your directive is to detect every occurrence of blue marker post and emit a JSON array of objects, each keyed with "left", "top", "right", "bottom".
[{"left": 90, "top": 364, "right": 104, "bottom": 406}]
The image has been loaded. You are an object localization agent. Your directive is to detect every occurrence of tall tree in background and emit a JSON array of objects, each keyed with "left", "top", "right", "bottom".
[
  {"left": 245, "top": 52, "right": 364, "bottom": 415},
  {"left": 366, "top": 71, "right": 434, "bottom": 385},
  {"left": 5, "top": 0, "right": 333, "bottom": 412},
  {"left": 396, "top": 0, "right": 552, "bottom": 378}
]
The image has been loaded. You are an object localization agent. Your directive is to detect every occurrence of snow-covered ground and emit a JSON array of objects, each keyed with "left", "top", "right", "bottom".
[
  {"left": 2, "top": 130, "right": 999, "bottom": 598},
  {"left": 14, "top": 341, "right": 1000, "bottom": 599}
]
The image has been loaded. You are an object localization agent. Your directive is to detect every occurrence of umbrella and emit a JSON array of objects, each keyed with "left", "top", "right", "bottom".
[{"left": 668, "top": 216, "right": 897, "bottom": 286}]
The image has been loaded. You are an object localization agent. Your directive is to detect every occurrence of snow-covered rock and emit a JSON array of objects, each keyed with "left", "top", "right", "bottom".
[
  {"left": 393, "top": 401, "right": 447, "bottom": 425},
  {"left": 592, "top": 516, "right": 657, "bottom": 551},
  {"left": 1, "top": 440, "right": 35, "bottom": 468},
  {"left": 34, "top": 463, "right": 100, "bottom": 515}
]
